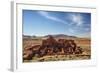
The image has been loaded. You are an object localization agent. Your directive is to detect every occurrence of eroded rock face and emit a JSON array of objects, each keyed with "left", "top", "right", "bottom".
[
  {"left": 75, "top": 46, "right": 83, "bottom": 54},
  {"left": 23, "top": 49, "right": 33, "bottom": 60},
  {"left": 23, "top": 36, "right": 83, "bottom": 60},
  {"left": 42, "top": 36, "right": 58, "bottom": 48}
]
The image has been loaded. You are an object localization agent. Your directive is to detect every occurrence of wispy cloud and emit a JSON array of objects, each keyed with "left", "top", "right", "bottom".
[
  {"left": 37, "top": 11, "right": 67, "bottom": 24},
  {"left": 68, "top": 13, "right": 83, "bottom": 26}
]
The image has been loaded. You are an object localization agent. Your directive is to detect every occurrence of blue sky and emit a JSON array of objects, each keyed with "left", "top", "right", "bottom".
[{"left": 23, "top": 10, "right": 91, "bottom": 38}]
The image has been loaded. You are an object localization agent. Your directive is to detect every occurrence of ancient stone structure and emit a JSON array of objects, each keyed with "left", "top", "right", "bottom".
[{"left": 23, "top": 36, "right": 83, "bottom": 60}]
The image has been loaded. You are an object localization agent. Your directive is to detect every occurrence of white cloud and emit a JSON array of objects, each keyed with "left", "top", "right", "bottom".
[
  {"left": 37, "top": 11, "right": 67, "bottom": 24},
  {"left": 68, "top": 14, "right": 83, "bottom": 26}
]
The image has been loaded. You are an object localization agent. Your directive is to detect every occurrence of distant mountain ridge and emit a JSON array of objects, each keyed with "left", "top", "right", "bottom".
[
  {"left": 23, "top": 34, "right": 77, "bottom": 39},
  {"left": 44, "top": 34, "right": 77, "bottom": 39},
  {"left": 23, "top": 35, "right": 36, "bottom": 39}
]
